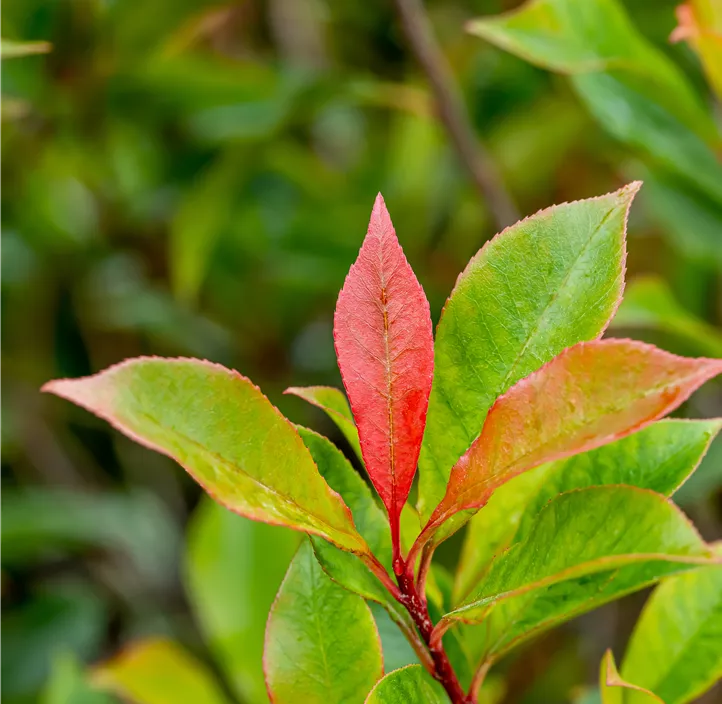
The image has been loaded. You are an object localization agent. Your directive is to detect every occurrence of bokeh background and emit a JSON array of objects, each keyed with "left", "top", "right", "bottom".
[{"left": 2, "top": 1, "right": 721, "bottom": 702}]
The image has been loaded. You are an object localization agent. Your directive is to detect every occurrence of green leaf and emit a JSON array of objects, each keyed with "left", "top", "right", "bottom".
[
  {"left": 467, "top": 0, "right": 722, "bottom": 203},
  {"left": 1, "top": 38, "right": 52, "bottom": 58},
  {"left": 454, "top": 419, "right": 722, "bottom": 602},
  {"left": 613, "top": 276, "right": 722, "bottom": 356},
  {"left": 184, "top": 497, "right": 299, "bottom": 704},
  {"left": 368, "top": 603, "right": 420, "bottom": 673},
  {"left": 43, "top": 358, "right": 367, "bottom": 554},
  {"left": 620, "top": 547, "right": 722, "bottom": 704},
  {"left": 2, "top": 584, "right": 108, "bottom": 700},
  {"left": 43, "top": 652, "right": 116, "bottom": 704},
  {"left": 286, "top": 386, "right": 362, "bottom": 461},
  {"left": 633, "top": 166, "right": 722, "bottom": 270},
  {"left": 1, "top": 488, "right": 180, "bottom": 589},
  {"left": 418, "top": 183, "right": 638, "bottom": 520},
  {"left": 296, "top": 427, "right": 418, "bottom": 643},
  {"left": 442, "top": 487, "right": 716, "bottom": 663},
  {"left": 422, "top": 340, "right": 722, "bottom": 548},
  {"left": 264, "top": 540, "right": 383, "bottom": 704},
  {"left": 675, "top": 435, "right": 722, "bottom": 506},
  {"left": 92, "top": 639, "right": 232, "bottom": 704},
  {"left": 170, "top": 150, "right": 241, "bottom": 303},
  {"left": 364, "top": 665, "right": 449, "bottom": 703},
  {"left": 601, "top": 651, "right": 662, "bottom": 704}
]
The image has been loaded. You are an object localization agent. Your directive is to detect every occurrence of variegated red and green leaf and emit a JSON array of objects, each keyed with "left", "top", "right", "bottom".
[
  {"left": 418, "top": 339, "right": 722, "bottom": 549},
  {"left": 334, "top": 194, "right": 434, "bottom": 560},
  {"left": 418, "top": 183, "right": 638, "bottom": 521},
  {"left": 42, "top": 357, "right": 368, "bottom": 554}
]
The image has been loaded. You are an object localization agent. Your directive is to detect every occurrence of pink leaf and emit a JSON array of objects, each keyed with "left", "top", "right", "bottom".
[
  {"left": 334, "top": 194, "right": 434, "bottom": 562},
  {"left": 423, "top": 339, "right": 722, "bottom": 541}
]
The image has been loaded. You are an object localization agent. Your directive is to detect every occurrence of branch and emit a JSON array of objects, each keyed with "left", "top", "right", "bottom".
[
  {"left": 396, "top": 567, "right": 471, "bottom": 703},
  {"left": 392, "top": 0, "right": 519, "bottom": 230}
]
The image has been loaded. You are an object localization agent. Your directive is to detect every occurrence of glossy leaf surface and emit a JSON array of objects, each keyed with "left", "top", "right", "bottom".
[
  {"left": 424, "top": 340, "right": 722, "bottom": 544},
  {"left": 419, "top": 184, "right": 637, "bottom": 520},
  {"left": 335, "top": 194, "right": 434, "bottom": 533},
  {"left": 184, "top": 498, "right": 299, "bottom": 704},
  {"left": 454, "top": 419, "right": 721, "bottom": 601},
  {"left": 43, "top": 358, "right": 366, "bottom": 553},
  {"left": 264, "top": 540, "right": 383, "bottom": 704},
  {"left": 442, "top": 487, "right": 715, "bottom": 661},
  {"left": 364, "top": 665, "right": 449, "bottom": 704},
  {"left": 93, "top": 639, "right": 231, "bottom": 704},
  {"left": 285, "top": 386, "right": 362, "bottom": 460},
  {"left": 467, "top": 0, "right": 722, "bottom": 203},
  {"left": 601, "top": 651, "right": 662, "bottom": 704},
  {"left": 621, "top": 546, "right": 722, "bottom": 704}
]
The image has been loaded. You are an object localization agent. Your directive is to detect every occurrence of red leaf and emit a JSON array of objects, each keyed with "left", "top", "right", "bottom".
[
  {"left": 334, "top": 194, "right": 434, "bottom": 561},
  {"left": 422, "top": 339, "right": 722, "bottom": 541}
]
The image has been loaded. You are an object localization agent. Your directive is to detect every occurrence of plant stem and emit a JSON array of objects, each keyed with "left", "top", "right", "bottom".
[
  {"left": 392, "top": 0, "right": 519, "bottom": 230},
  {"left": 395, "top": 565, "right": 471, "bottom": 703}
]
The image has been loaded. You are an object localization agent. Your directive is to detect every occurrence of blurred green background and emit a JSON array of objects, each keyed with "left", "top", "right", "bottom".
[{"left": 2, "top": 1, "right": 721, "bottom": 702}]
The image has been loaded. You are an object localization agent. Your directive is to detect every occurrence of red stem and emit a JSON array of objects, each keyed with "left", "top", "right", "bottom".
[{"left": 395, "top": 565, "right": 471, "bottom": 703}]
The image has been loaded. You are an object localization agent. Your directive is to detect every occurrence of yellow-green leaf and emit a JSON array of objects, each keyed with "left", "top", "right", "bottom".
[
  {"left": 92, "top": 639, "right": 231, "bottom": 704},
  {"left": 286, "top": 386, "right": 362, "bottom": 461},
  {"left": 364, "top": 665, "right": 449, "bottom": 703},
  {"left": 601, "top": 650, "right": 662, "bottom": 704},
  {"left": 43, "top": 358, "right": 367, "bottom": 554},
  {"left": 454, "top": 419, "right": 721, "bottom": 602},
  {"left": 620, "top": 546, "right": 722, "bottom": 704},
  {"left": 467, "top": 0, "right": 722, "bottom": 203},
  {"left": 442, "top": 487, "right": 716, "bottom": 664},
  {"left": 296, "top": 426, "right": 416, "bottom": 638},
  {"left": 184, "top": 498, "right": 299, "bottom": 704},
  {"left": 264, "top": 540, "right": 383, "bottom": 704}
]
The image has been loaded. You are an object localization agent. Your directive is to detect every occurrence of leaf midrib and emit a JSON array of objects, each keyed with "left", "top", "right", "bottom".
[
  {"left": 429, "top": 200, "right": 620, "bottom": 493},
  {"left": 133, "top": 408, "right": 363, "bottom": 550}
]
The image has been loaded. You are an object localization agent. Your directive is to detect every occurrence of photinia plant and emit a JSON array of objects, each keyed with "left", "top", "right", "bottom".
[{"left": 43, "top": 188, "right": 722, "bottom": 703}]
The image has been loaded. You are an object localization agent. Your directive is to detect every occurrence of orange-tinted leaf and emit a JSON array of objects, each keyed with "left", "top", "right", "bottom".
[
  {"left": 671, "top": 2, "right": 722, "bottom": 99},
  {"left": 422, "top": 339, "right": 722, "bottom": 543},
  {"left": 43, "top": 358, "right": 367, "bottom": 554},
  {"left": 334, "top": 194, "right": 433, "bottom": 556}
]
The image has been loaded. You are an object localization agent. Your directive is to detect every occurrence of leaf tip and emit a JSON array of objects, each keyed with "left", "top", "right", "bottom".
[
  {"left": 368, "top": 192, "right": 394, "bottom": 239},
  {"left": 42, "top": 376, "right": 95, "bottom": 405},
  {"left": 619, "top": 180, "right": 643, "bottom": 200}
]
